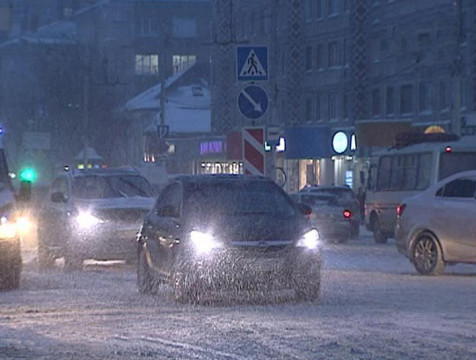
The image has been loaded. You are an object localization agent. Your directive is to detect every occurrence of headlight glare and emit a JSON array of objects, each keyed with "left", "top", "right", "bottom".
[
  {"left": 190, "top": 230, "right": 222, "bottom": 254},
  {"left": 0, "top": 215, "right": 17, "bottom": 239},
  {"left": 75, "top": 211, "right": 103, "bottom": 228},
  {"left": 296, "top": 229, "right": 320, "bottom": 249}
]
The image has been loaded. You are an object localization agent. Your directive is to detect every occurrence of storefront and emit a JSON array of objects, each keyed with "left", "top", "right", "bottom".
[
  {"left": 281, "top": 126, "right": 357, "bottom": 192},
  {"left": 198, "top": 136, "right": 242, "bottom": 175}
]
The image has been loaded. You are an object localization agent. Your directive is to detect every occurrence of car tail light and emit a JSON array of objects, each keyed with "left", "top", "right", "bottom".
[
  {"left": 397, "top": 203, "right": 406, "bottom": 218},
  {"left": 343, "top": 209, "right": 352, "bottom": 219}
]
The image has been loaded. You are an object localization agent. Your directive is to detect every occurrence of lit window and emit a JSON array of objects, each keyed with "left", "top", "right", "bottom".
[
  {"left": 172, "top": 55, "right": 197, "bottom": 74},
  {"left": 328, "top": 41, "right": 339, "bottom": 68},
  {"left": 135, "top": 54, "right": 159, "bottom": 75}
]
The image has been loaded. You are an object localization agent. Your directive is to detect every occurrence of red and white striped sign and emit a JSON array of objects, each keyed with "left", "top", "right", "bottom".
[{"left": 242, "top": 127, "right": 265, "bottom": 175}]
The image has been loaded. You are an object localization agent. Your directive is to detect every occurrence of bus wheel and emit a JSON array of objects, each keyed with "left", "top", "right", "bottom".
[{"left": 371, "top": 215, "right": 388, "bottom": 244}]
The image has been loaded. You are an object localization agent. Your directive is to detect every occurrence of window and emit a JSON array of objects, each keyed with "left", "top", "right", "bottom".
[
  {"left": 400, "top": 84, "right": 413, "bottom": 114},
  {"left": 156, "top": 183, "right": 182, "bottom": 218},
  {"left": 386, "top": 87, "right": 394, "bottom": 115},
  {"left": 135, "top": 54, "right": 159, "bottom": 75},
  {"left": 305, "top": 98, "right": 312, "bottom": 121},
  {"left": 328, "top": 0, "right": 338, "bottom": 16},
  {"left": 172, "top": 55, "right": 196, "bottom": 74},
  {"left": 439, "top": 152, "right": 476, "bottom": 180},
  {"left": 377, "top": 153, "right": 432, "bottom": 191},
  {"left": 316, "top": 94, "right": 322, "bottom": 121},
  {"left": 439, "top": 81, "right": 448, "bottom": 110},
  {"left": 372, "top": 89, "right": 380, "bottom": 116},
  {"left": 328, "top": 41, "right": 339, "bottom": 68},
  {"left": 316, "top": 44, "right": 323, "bottom": 70},
  {"left": 305, "top": 46, "right": 312, "bottom": 71},
  {"left": 419, "top": 82, "right": 431, "bottom": 113},
  {"left": 437, "top": 179, "right": 476, "bottom": 198},
  {"left": 140, "top": 18, "right": 159, "bottom": 36},
  {"left": 317, "top": 0, "right": 324, "bottom": 18},
  {"left": 329, "top": 94, "right": 338, "bottom": 121},
  {"left": 305, "top": 0, "right": 313, "bottom": 22},
  {"left": 342, "top": 39, "right": 348, "bottom": 66}
]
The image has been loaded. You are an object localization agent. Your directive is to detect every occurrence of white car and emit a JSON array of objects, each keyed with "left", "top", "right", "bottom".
[
  {"left": 395, "top": 170, "right": 476, "bottom": 275},
  {"left": 37, "top": 168, "right": 157, "bottom": 270}
]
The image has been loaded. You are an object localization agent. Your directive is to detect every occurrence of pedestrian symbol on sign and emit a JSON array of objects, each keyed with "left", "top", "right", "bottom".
[
  {"left": 237, "top": 46, "right": 268, "bottom": 81},
  {"left": 240, "top": 50, "right": 266, "bottom": 77}
]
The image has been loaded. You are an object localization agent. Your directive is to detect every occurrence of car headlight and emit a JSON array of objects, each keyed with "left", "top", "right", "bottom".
[
  {"left": 190, "top": 230, "right": 222, "bottom": 255},
  {"left": 296, "top": 229, "right": 320, "bottom": 250},
  {"left": 0, "top": 215, "right": 17, "bottom": 239},
  {"left": 15, "top": 215, "right": 32, "bottom": 235},
  {"left": 75, "top": 211, "right": 103, "bottom": 229}
]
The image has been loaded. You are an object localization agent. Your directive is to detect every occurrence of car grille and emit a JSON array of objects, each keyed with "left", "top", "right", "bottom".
[{"left": 94, "top": 208, "right": 148, "bottom": 223}]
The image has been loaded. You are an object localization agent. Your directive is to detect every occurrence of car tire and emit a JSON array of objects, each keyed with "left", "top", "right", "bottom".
[
  {"left": 294, "top": 262, "right": 321, "bottom": 302},
  {"left": 137, "top": 244, "right": 157, "bottom": 294},
  {"left": 412, "top": 232, "right": 445, "bottom": 275},
  {"left": 371, "top": 215, "right": 388, "bottom": 244},
  {"left": 37, "top": 227, "right": 56, "bottom": 270}
]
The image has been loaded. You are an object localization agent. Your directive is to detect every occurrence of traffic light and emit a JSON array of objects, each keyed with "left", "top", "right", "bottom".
[{"left": 19, "top": 167, "right": 37, "bottom": 183}]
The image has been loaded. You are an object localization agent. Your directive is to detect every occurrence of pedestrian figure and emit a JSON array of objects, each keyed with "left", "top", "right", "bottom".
[{"left": 247, "top": 52, "right": 261, "bottom": 75}]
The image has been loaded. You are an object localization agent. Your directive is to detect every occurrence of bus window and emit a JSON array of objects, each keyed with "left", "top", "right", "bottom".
[
  {"left": 376, "top": 156, "right": 391, "bottom": 191},
  {"left": 416, "top": 153, "right": 431, "bottom": 189},
  {"left": 403, "top": 155, "right": 417, "bottom": 190},
  {"left": 439, "top": 152, "right": 476, "bottom": 180},
  {"left": 390, "top": 156, "right": 404, "bottom": 190}
]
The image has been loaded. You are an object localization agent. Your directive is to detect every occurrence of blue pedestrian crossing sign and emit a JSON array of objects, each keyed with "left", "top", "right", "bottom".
[
  {"left": 237, "top": 46, "right": 268, "bottom": 81},
  {"left": 238, "top": 85, "right": 268, "bottom": 120}
]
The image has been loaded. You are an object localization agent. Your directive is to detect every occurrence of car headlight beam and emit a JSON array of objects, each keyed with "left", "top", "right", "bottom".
[
  {"left": 75, "top": 211, "right": 103, "bottom": 229},
  {"left": 190, "top": 230, "right": 222, "bottom": 255},
  {"left": 296, "top": 229, "right": 320, "bottom": 250}
]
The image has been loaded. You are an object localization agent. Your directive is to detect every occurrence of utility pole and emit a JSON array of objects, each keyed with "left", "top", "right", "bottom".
[{"left": 452, "top": 0, "right": 464, "bottom": 137}]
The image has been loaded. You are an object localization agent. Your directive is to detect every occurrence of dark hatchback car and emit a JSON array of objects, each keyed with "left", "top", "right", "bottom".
[
  {"left": 37, "top": 167, "right": 156, "bottom": 270},
  {"left": 137, "top": 174, "right": 321, "bottom": 303}
]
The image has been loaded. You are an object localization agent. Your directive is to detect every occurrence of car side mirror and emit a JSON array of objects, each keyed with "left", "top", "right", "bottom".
[
  {"left": 51, "top": 191, "right": 67, "bottom": 203},
  {"left": 296, "top": 202, "right": 312, "bottom": 216}
]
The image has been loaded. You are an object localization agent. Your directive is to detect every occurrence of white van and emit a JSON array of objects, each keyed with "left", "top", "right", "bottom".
[{"left": 365, "top": 134, "right": 476, "bottom": 244}]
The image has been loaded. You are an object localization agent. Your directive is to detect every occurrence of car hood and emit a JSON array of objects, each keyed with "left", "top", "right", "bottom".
[
  {"left": 74, "top": 196, "right": 155, "bottom": 210},
  {"left": 191, "top": 213, "right": 308, "bottom": 243}
]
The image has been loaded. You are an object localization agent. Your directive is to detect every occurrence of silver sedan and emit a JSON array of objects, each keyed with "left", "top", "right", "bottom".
[{"left": 395, "top": 170, "right": 476, "bottom": 275}]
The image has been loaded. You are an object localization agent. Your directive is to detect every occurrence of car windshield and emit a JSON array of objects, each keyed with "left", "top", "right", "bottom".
[
  {"left": 184, "top": 181, "right": 297, "bottom": 217},
  {"left": 72, "top": 175, "right": 155, "bottom": 199}
]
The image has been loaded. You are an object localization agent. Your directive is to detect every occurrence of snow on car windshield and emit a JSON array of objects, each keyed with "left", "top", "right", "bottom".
[{"left": 72, "top": 175, "right": 155, "bottom": 199}]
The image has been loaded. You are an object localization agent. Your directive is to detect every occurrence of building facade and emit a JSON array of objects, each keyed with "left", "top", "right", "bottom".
[{"left": 211, "top": 0, "right": 476, "bottom": 192}]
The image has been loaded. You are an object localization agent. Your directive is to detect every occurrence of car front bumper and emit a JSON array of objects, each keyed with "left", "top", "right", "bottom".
[
  {"left": 175, "top": 246, "right": 321, "bottom": 291},
  {"left": 67, "top": 222, "right": 141, "bottom": 260}
]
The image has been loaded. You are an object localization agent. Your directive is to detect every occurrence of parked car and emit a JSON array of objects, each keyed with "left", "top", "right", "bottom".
[
  {"left": 290, "top": 185, "right": 360, "bottom": 243},
  {"left": 37, "top": 167, "right": 156, "bottom": 270},
  {"left": 137, "top": 174, "right": 321, "bottom": 303},
  {"left": 395, "top": 170, "right": 476, "bottom": 275}
]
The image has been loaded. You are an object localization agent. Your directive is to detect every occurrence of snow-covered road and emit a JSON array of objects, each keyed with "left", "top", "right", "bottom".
[{"left": 1, "top": 232, "right": 476, "bottom": 360}]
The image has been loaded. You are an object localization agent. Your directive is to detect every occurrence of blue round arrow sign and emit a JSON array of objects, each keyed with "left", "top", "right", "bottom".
[{"left": 238, "top": 85, "right": 268, "bottom": 120}]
